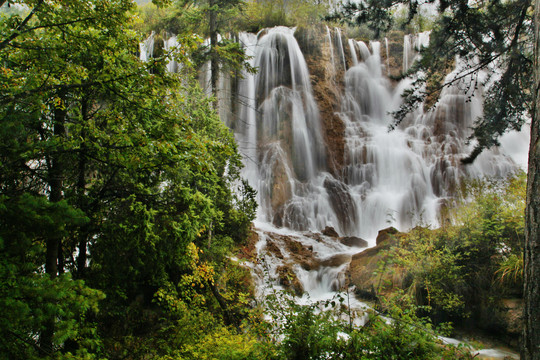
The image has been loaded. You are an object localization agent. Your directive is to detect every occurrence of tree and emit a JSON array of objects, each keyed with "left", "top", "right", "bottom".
[
  {"left": 523, "top": 1, "right": 540, "bottom": 358},
  {"left": 326, "top": 0, "right": 396, "bottom": 38},
  {"left": 0, "top": 0, "right": 256, "bottom": 356},
  {"left": 138, "top": 0, "right": 252, "bottom": 98}
]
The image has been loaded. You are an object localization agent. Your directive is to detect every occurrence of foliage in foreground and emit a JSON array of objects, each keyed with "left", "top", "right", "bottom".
[
  {"left": 0, "top": 0, "right": 256, "bottom": 358},
  {"left": 374, "top": 172, "right": 526, "bottom": 326},
  {"left": 261, "top": 289, "right": 474, "bottom": 360}
]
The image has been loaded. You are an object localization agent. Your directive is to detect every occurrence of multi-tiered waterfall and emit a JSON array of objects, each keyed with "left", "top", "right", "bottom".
[
  {"left": 140, "top": 24, "right": 528, "bottom": 297},
  {"left": 230, "top": 27, "right": 525, "bottom": 242},
  {"left": 140, "top": 26, "right": 527, "bottom": 356}
]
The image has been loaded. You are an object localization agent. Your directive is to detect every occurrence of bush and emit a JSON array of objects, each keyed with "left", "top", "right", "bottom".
[
  {"left": 262, "top": 289, "right": 472, "bottom": 360},
  {"left": 376, "top": 172, "right": 526, "bottom": 324}
]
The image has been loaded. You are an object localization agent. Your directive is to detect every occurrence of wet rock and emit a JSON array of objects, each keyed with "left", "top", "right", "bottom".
[
  {"left": 340, "top": 236, "right": 368, "bottom": 248},
  {"left": 319, "top": 254, "right": 352, "bottom": 267},
  {"left": 264, "top": 239, "right": 284, "bottom": 259},
  {"left": 237, "top": 228, "right": 259, "bottom": 261},
  {"left": 375, "top": 227, "right": 399, "bottom": 246},
  {"left": 265, "top": 232, "right": 320, "bottom": 271},
  {"left": 301, "top": 26, "right": 346, "bottom": 176},
  {"left": 322, "top": 226, "right": 340, "bottom": 238},
  {"left": 277, "top": 265, "right": 304, "bottom": 296},
  {"left": 499, "top": 299, "right": 523, "bottom": 337},
  {"left": 323, "top": 177, "right": 357, "bottom": 234},
  {"left": 349, "top": 227, "right": 404, "bottom": 297}
]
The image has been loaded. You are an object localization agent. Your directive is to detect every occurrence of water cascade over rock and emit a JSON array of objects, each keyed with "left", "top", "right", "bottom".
[
  {"left": 139, "top": 27, "right": 527, "bottom": 355},
  {"left": 140, "top": 27, "right": 527, "bottom": 318},
  {"left": 225, "top": 27, "right": 527, "bottom": 316},
  {"left": 229, "top": 27, "right": 524, "bottom": 241}
]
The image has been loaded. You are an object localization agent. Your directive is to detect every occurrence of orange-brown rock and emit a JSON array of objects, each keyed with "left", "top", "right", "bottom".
[
  {"left": 296, "top": 25, "right": 346, "bottom": 176},
  {"left": 349, "top": 227, "right": 404, "bottom": 297},
  {"left": 340, "top": 236, "right": 368, "bottom": 248},
  {"left": 277, "top": 265, "right": 304, "bottom": 296},
  {"left": 237, "top": 228, "right": 260, "bottom": 261},
  {"left": 375, "top": 226, "right": 400, "bottom": 246},
  {"left": 320, "top": 254, "right": 352, "bottom": 268},
  {"left": 322, "top": 226, "right": 340, "bottom": 238}
]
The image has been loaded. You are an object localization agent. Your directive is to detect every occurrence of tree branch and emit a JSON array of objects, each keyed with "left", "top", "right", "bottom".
[{"left": 0, "top": 0, "right": 45, "bottom": 51}]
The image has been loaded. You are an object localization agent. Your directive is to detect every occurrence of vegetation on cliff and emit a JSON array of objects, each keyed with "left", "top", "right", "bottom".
[{"left": 350, "top": 172, "right": 526, "bottom": 344}]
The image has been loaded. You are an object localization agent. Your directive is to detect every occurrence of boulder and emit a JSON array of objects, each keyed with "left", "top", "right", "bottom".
[
  {"left": 277, "top": 265, "right": 304, "bottom": 296},
  {"left": 349, "top": 227, "right": 404, "bottom": 297},
  {"left": 322, "top": 226, "right": 340, "bottom": 238},
  {"left": 319, "top": 254, "right": 352, "bottom": 268},
  {"left": 323, "top": 177, "right": 357, "bottom": 234},
  {"left": 375, "top": 227, "right": 399, "bottom": 246},
  {"left": 499, "top": 298, "right": 524, "bottom": 337},
  {"left": 340, "top": 236, "right": 368, "bottom": 248}
]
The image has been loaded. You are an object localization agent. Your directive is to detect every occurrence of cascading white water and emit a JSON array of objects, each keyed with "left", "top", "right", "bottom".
[
  {"left": 403, "top": 32, "right": 430, "bottom": 73},
  {"left": 334, "top": 27, "right": 347, "bottom": 71},
  {"left": 139, "top": 32, "right": 155, "bottom": 62},
  {"left": 385, "top": 37, "right": 390, "bottom": 76},
  {"left": 339, "top": 40, "right": 440, "bottom": 238},
  {"left": 234, "top": 26, "right": 525, "bottom": 241},
  {"left": 235, "top": 27, "right": 345, "bottom": 234},
  {"left": 164, "top": 35, "right": 179, "bottom": 73},
  {"left": 325, "top": 25, "right": 337, "bottom": 71},
  {"left": 230, "top": 27, "right": 527, "bottom": 305},
  {"left": 229, "top": 27, "right": 525, "bottom": 358}
]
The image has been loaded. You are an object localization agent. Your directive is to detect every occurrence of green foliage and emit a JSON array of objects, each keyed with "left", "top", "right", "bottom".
[
  {"left": 0, "top": 195, "right": 104, "bottom": 359},
  {"left": 326, "top": 0, "right": 395, "bottom": 38},
  {"left": 376, "top": 172, "right": 526, "bottom": 323},
  {"left": 496, "top": 254, "right": 524, "bottom": 286},
  {"left": 1, "top": 0, "right": 257, "bottom": 357},
  {"left": 400, "top": 1, "right": 531, "bottom": 162},
  {"left": 345, "top": 294, "right": 473, "bottom": 360},
  {"left": 237, "top": 0, "right": 330, "bottom": 32},
  {"left": 386, "top": 228, "right": 468, "bottom": 316},
  {"left": 262, "top": 289, "right": 473, "bottom": 360}
]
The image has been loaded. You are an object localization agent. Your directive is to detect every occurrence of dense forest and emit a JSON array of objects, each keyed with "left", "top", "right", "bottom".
[{"left": 0, "top": 0, "right": 538, "bottom": 359}]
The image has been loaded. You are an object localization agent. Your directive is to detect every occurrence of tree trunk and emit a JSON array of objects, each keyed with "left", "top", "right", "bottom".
[
  {"left": 522, "top": 1, "right": 540, "bottom": 358},
  {"left": 41, "top": 100, "right": 66, "bottom": 351},
  {"left": 209, "top": 0, "right": 219, "bottom": 106},
  {"left": 76, "top": 99, "right": 89, "bottom": 278}
]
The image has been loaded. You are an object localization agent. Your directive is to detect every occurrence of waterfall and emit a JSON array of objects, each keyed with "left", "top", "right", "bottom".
[
  {"left": 227, "top": 27, "right": 528, "bottom": 304},
  {"left": 139, "top": 32, "right": 155, "bottom": 62},
  {"left": 231, "top": 26, "right": 525, "bottom": 241},
  {"left": 403, "top": 31, "right": 430, "bottom": 73},
  {"left": 348, "top": 39, "right": 358, "bottom": 66},
  {"left": 235, "top": 27, "right": 341, "bottom": 232},
  {"left": 325, "top": 25, "right": 336, "bottom": 70},
  {"left": 339, "top": 40, "right": 440, "bottom": 237},
  {"left": 385, "top": 37, "right": 390, "bottom": 76},
  {"left": 334, "top": 28, "right": 347, "bottom": 71},
  {"left": 164, "top": 35, "right": 179, "bottom": 73}
]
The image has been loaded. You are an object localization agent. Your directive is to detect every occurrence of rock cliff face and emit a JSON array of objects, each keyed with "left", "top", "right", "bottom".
[{"left": 295, "top": 26, "right": 347, "bottom": 176}]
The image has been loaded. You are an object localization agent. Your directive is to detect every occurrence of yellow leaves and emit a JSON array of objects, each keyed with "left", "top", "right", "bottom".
[
  {"left": 53, "top": 96, "right": 66, "bottom": 110},
  {"left": 182, "top": 242, "right": 215, "bottom": 288}
]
